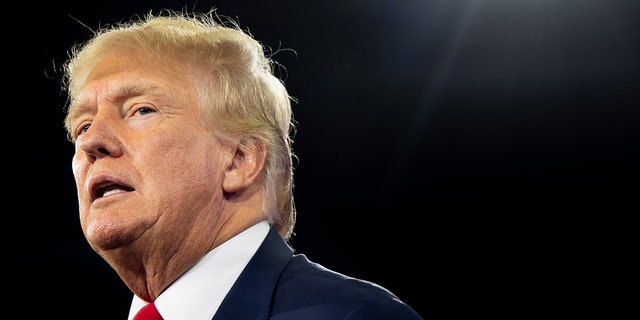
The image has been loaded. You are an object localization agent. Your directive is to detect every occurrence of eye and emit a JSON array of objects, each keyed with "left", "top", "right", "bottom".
[
  {"left": 134, "top": 106, "right": 156, "bottom": 116},
  {"left": 75, "top": 123, "right": 91, "bottom": 139}
]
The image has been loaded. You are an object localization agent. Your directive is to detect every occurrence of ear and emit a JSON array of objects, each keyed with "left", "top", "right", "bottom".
[{"left": 222, "top": 137, "right": 267, "bottom": 193}]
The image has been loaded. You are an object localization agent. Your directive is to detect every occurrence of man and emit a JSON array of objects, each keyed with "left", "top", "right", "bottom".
[{"left": 62, "top": 8, "right": 422, "bottom": 319}]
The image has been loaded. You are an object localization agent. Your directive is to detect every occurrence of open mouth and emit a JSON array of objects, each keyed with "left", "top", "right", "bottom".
[{"left": 95, "top": 183, "right": 135, "bottom": 199}]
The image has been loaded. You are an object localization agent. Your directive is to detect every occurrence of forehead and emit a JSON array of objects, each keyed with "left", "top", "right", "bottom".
[
  {"left": 72, "top": 52, "right": 198, "bottom": 104},
  {"left": 83, "top": 52, "right": 174, "bottom": 87},
  {"left": 67, "top": 52, "right": 205, "bottom": 122}
]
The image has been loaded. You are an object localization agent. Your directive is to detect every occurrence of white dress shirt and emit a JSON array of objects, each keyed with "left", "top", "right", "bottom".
[{"left": 127, "top": 220, "right": 270, "bottom": 320}]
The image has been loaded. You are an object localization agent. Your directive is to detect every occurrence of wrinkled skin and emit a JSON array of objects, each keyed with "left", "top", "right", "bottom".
[{"left": 68, "top": 52, "right": 265, "bottom": 301}]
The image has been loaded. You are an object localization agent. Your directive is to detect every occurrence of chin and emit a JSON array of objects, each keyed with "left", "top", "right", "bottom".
[{"left": 84, "top": 220, "right": 138, "bottom": 252}]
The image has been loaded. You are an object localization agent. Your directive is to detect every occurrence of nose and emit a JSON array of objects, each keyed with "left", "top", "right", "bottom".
[{"left": 75, "top": 112, "right": 122, "bottom": 161}]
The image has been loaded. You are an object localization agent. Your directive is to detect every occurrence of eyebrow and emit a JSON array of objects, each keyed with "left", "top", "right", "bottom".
[{"left": 68, "top": 82, "right": 160, "bottom": 123}]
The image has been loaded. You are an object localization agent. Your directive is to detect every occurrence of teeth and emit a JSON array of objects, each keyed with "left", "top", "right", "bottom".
[{"left": 103, "top": 188, "right": 128, "bottom": 197}]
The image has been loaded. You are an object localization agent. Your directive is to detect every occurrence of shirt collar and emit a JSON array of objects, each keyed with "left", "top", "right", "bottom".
[{"left": 128, "top": 220, "right": 270, "bottom": 320}]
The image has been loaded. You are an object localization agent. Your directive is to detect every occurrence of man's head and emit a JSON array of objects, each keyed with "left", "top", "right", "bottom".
[{"left": 61, "top": 9, "right": 296, "bottom": 286}]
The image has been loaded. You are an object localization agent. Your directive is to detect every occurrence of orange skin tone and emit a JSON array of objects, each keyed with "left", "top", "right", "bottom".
[{"left": 69, "top": 52, "right": 266, "bottom": 302}]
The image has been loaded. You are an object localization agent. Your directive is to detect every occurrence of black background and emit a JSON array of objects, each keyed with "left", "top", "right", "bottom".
[{"left": 6, "top": 0, "right": 639, "bottom": 318}]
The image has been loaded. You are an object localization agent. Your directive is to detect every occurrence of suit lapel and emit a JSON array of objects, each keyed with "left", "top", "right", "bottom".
[{"left": 212, "top": 225, "right": 294, "bottom": 320}]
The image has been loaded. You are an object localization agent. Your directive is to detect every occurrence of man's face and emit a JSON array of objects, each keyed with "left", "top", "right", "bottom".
[{"left": 69, "top": 52, "right": 231, "bottom": 258}]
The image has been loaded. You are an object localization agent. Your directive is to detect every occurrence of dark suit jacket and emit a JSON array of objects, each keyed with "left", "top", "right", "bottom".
[{"left": 213, "top": 225, "right": 422, "bottom": 319}]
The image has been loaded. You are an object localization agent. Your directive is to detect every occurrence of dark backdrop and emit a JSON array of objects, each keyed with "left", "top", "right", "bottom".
[{"left": 6, "top": 0, "right": 638, "bottom": 318}]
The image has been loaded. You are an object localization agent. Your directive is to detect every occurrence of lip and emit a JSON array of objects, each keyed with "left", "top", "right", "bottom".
[{"left": 88, "top": 173, "right": 135, "bottom": 202}]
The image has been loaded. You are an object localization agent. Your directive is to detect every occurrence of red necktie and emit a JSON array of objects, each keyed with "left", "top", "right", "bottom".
[{"left": 134, "top": 302, "right": 164, "bottom": 320}]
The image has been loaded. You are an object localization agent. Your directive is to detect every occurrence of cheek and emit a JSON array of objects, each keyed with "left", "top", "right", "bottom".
[
  {"left": 71, "top": 152, "right": 89, "bottom": 199},
  {"left": 71, "top": 150, "right": 84, "bottom": 179},
  {"left": 140, "top": 136, "right": 228, "bottom": 202}
]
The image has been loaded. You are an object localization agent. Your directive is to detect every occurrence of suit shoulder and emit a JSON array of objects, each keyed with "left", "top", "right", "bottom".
[{"left": 271, "top": 253, "right": 422, "bottom": 319}]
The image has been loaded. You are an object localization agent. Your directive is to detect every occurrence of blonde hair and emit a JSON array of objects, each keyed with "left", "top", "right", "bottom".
[{"left": 62, "top": 9, "right": 297, "bottom": 239}]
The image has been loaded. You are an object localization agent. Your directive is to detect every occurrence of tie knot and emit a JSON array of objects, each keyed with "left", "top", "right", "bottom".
[{"left": 134, "top": 302, "right": 164, "bottom": 320}]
